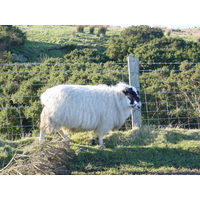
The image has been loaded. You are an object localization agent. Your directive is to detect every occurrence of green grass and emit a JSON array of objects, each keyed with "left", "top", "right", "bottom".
[
  {"left": 13, "top": 25, "right": 121, "bottom": 62},
  {"left": 1, "top": 127, "right": 200, "bottom": 174},
  {"left": 70, "top": 127, "right": 200, "bottom": 174}
]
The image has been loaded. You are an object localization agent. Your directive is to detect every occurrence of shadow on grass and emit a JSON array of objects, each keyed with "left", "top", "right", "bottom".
[
  {"left": 12, "top": 40, "right": 78, "bottom": 62},
  {"left": 164, "top": 130, "right": 200, "bottom": 144},
  {"left": 73, "top": 145, "right": 200, "bottom": 174},
  {"left": 72, "top": 128, "right": 200, "bottom": 174},
  {"left": 13, "top": 40, "right": 103, "bottom": 62}
]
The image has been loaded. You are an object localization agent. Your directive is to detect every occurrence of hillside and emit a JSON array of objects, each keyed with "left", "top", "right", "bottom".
[
  {"left": 12, "top": 25, "right": 122, "bottom": 62},
  {"left": 10, "top": 25, "right": 200, "bottom": 62}
]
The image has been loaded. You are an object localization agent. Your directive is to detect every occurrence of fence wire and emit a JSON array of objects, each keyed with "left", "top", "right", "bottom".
[
  {"left": 0, "top": 62, "right": 131, "bottom": 140},
  {"left": 140, "top": 62, "right": 200, "bottom": 129},
  {"left": 0, "top": 62, "right": 199, "bottom": 141}
]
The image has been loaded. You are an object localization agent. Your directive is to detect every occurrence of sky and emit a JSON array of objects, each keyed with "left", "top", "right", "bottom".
[{"left": 1, "top": 0, "right": 199, "bottom": 28}]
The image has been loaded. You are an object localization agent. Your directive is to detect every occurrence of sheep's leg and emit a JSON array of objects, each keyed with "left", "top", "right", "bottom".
[
  {"left": 98, "top": 133, "right": 106, "bottom": 149},
  {"left": 39, "top": 108, "right": 47, "bottom": 142},
  {"left": 39, "top": 130, "right": 46, "bottom": 142},
  {"left": 58, "top": 129, "right": 70, "bottom": 141}
]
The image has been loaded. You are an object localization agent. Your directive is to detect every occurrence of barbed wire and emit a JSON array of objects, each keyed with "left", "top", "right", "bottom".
[
  {"left": 0, "top": 62, "right": 200, "bottom": 66},
  {"left": 0, "top": 62, "right": 127, "bottom": 66},
  {"left": 140, "top": 69, "right": 199, "bottom": 72},
  {"left": 140, "top": 62, "right": 200, "bottom": 65},
  {"left": 0, "top": 69, "right": 128, "bottom": 74}
]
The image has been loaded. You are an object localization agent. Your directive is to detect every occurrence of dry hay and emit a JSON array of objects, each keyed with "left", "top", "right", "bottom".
[{"left": 0, "top": 139, "right": 75, "bottom": 175}]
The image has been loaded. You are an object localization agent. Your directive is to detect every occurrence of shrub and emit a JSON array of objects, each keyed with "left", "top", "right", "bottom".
[
  {"left": 89, "top": 26, "right": 95, "bottom": 34},
  {"left": 98, "top": 26, "right": 107, "bottom": 36},
  {"left": 196, "top": 37, "right": 200, "bottom": 42},
  {"left": 120, "top": 25, "right": 164, "bottom": 41},
  {"left": 166, "top": 30, "right": 171, "bottom": 36},
  {"left": 60, "top": 42, "right": 77, "bottom": 52},
  {"left": 0, "top": 51, "right": 14, "bottom": 63},
  {"left": 76, "top": 25, "right": 85, "bottom": 33},
  {"left": 0, "top": 25, "right": 26, "bottom": 51}
]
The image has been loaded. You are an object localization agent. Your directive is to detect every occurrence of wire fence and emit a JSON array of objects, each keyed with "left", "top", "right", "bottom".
[
  {"left": 0, "top": 61, "right": 199, "bottom": 141},
  {"left": 140, "top": 62, "right": 200, "bottom": 129}
]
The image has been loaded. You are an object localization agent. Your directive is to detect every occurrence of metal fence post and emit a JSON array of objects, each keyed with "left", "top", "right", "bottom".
[{"left": 128, "top": 56, "right": 142, "bottom": 128}]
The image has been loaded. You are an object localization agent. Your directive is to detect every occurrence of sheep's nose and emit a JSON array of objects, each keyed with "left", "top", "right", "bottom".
[
  {"left": 132, "top": 104, "right": 140, "bottom": 109},
  {"left": 133, "top": 101, "right": 141, "bottom": 109}
]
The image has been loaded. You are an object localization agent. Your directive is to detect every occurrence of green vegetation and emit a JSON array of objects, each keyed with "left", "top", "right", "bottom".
[
  {"left": 1, "top": 127, "right": 200, "bottom": 174},
  {"left": 0, "top": 25, "right": 26, "bottom": 50},
  {"left": 0, "top": 25, "right": 199, "bottom": 140},
  {"left": 140, "top": 64, "right": 200, "bottom": 128},
  {"left": 7, "top": 25, "right": 119, "bottom": 62},
  {"left": 70, "top": 127, "right": 200, "bottom": 175},
  {"left": 0, "top": 25, "right": 26, "bottom": 62},
  {"left": 1, "top": 25, "right": 200, "bottom": 63},
  {"left": 0, "top": 25, "right": 199, "bottom": 174},
  {"left": 107, "top": 26, "right": 200, "bottom": 63}
]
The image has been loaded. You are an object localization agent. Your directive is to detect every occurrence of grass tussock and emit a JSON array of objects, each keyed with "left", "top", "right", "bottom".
[{"left": 0, "top": 138, "right": 75, "bottom": 175}]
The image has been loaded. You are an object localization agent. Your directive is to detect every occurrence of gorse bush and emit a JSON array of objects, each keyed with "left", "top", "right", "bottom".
[
  {"left": 0, "top": 51, "right": 13, "bottom": 63},
  {"left": 89, "top": 25, "right": 95, "bottom": 34},
  {"left": 0, "top": 25, "right": 199, "bottom": 139},
  {"left": 76, "top": 25, "right": 85, "bottom": 33},
  {"left": 106, "top": 25, "right": 200, "bottom": 63},
  {"left": 120, "top": 25, "right": 164, "bottom": 40},
  {"left": 0, "top": 25, "right": 26, "bottom": 51},
  {"left": 98, "top": 25, "right": 107, "bottom": 35},
  {"left": 0, "top": 61, "right": 199, "bottom": 139},
  {"left": 0, "top": 25, "right": 26, "bottom": 64}
]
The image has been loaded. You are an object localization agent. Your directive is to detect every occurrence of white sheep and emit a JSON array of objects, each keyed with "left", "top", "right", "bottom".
[{"left": 39, "top": 82, "right": 141, "bottom": 148}]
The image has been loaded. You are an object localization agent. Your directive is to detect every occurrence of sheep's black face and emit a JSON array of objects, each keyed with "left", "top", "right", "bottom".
[{"left": 123, "top": 87, "right": 141, "bottom": 109}]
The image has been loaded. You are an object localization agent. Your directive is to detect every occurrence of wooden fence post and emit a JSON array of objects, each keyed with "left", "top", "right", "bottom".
[{"left": 127, "top": 56, "right": 142, "bottom": 128}]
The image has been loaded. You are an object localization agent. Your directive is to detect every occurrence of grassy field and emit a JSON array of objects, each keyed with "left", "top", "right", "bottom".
[
  {"left": 1, "top": 127, "right": 200, "bottom": 175},
  {"left": 13, "top": 25, "right": 122, "bottom": 62}
]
